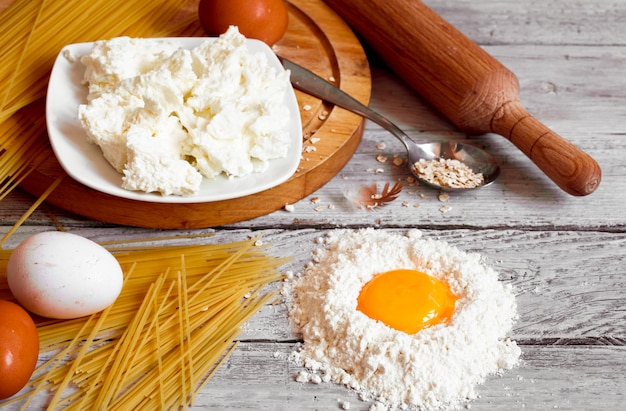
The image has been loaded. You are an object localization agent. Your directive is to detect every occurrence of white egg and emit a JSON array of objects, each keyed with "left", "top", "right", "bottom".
[{"left": 7, "top": 231, "right": 123, "bottom": 319}]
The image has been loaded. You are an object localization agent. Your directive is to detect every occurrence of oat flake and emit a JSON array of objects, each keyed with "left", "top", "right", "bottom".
[
  {"left": 413, "top": 158, "right": 484, "bottom": 189},
  {"left": 284, "top": 229, "right": 520, "bottom": 410}
]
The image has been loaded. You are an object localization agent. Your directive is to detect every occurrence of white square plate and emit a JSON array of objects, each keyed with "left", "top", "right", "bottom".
[{"left": 46, "top": 38, "right": 302, "bottom": 204}]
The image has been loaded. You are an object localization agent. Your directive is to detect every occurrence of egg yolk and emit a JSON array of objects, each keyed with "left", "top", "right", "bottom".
[{"left": 357, "top": 269, "right": 458, "bottom": 334}]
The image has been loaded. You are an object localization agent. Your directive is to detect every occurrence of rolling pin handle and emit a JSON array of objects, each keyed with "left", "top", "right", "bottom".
[{"left": 492, "top": 101, "right": 601, "bottom": 196}]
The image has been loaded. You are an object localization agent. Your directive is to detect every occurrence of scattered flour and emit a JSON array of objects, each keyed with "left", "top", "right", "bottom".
[{"left": 284, "top": 228, "right": 520, "bottom": 410}]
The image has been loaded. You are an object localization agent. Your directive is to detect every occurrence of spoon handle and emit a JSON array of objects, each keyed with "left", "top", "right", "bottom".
[
  {"left": 324, "top": 0, "right": 601, "bottom": 196},
  {"left": 279, "top": 57, "right": 414, "bottom": 151}
]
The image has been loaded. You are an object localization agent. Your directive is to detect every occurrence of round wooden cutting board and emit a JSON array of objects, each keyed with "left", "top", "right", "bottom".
[{"left": 18, "top": 0, "right": 371, "bottom": 229}]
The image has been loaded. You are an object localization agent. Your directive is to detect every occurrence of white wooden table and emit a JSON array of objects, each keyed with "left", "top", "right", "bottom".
[{"left": 1, "top": 0, "right": 625, "bottom": 409}]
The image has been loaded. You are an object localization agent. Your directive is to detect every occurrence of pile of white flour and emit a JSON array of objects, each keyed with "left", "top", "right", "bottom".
[{"left": 284, "top": 228, "right": 521, "bottom": 410}]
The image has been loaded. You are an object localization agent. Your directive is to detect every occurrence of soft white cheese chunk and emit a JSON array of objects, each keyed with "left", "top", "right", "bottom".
[
  {"left": 122, "top": 117, "right": 201, "bottom": 196},
  {"left": 77, "top": 27, "right": 291, "bottom": 196}
]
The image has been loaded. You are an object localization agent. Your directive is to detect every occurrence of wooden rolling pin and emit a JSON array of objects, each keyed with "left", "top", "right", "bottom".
[{"left": 324, "top": 0, "right": 601, "bottom": 196}]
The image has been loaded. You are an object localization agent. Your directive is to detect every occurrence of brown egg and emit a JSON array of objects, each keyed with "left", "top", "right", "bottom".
[
  {"left": 0, "top": 300, "right": 39, "bottom": 399},
  {"left": 198, "top": 0, "right": 289, "bottom": 46}
]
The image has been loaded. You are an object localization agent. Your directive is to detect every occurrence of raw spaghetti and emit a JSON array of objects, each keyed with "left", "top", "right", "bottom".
[{"left": 0, "top": 234, "right": 287, "bottom": 410}]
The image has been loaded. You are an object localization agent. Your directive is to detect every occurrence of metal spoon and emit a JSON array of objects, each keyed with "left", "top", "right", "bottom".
[{"left": 279, "top": 57, "right": 500, "bottom": 191}]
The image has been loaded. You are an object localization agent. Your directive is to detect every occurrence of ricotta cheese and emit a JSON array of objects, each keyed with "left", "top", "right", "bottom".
[{"left": 78, "top": 27, "right": 291, "bottom": 196}]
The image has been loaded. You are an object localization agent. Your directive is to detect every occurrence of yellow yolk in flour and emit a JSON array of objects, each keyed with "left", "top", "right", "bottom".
[{"left": 357, "top": 269, "right": 458, "bottom": 334}]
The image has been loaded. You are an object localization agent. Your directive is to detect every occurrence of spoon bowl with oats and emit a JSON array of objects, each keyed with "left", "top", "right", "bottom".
[{"left": 279, "top": 57, "right": 500, "bottom": 191}]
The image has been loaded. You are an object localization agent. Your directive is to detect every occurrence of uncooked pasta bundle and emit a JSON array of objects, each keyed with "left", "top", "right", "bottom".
[{"left": 0, "top": 235, "right": 287, "bottom": 410}]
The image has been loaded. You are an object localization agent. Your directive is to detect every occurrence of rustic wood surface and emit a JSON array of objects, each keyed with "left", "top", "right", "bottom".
[{"left": 1, "top": 0, "right": 625, "bottom": 410}]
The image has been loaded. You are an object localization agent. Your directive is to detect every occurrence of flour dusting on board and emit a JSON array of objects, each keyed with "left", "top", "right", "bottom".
[{"left": 283, "top": 229, "right": 521, "bottom": 410}]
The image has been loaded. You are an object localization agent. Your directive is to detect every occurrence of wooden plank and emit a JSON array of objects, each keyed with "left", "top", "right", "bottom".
[
  {"left": 7, "top": 342, "right": 624, "bottom": 410},
  {"left": 5, "top": 42, "right": 625, "bottom": 230},
  {"left": 423, "top": 0, "right": 626, "bottom": 46},
  {"left": 182, "top": 343, "right": 626, "bottom": 410},
  {"left": 224, "top": 228, "right": 626, "bottom": 341},
  {"left": 2, "top": 227, "right": 623, "bottom": 341}
]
